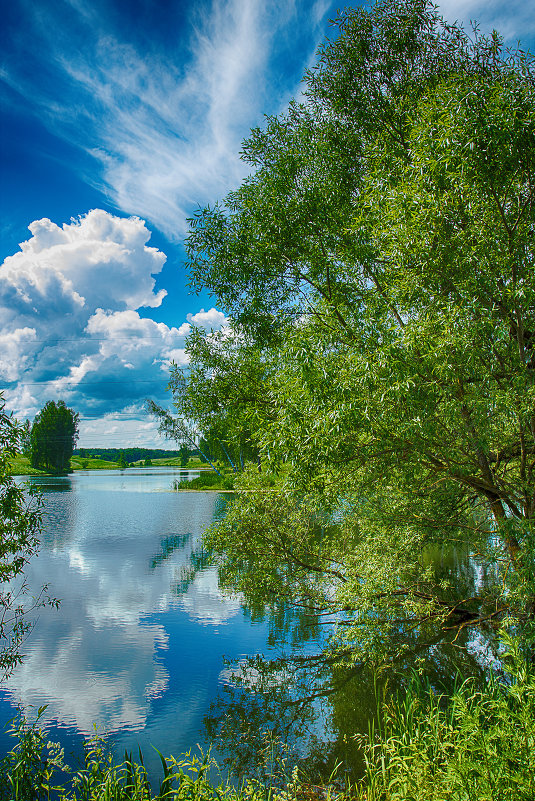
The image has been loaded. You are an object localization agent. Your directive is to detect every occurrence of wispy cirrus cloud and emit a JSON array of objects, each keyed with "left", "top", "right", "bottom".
[
  {"left": 1, "top": 0, "right": 334, "bottom": 239},
  {"left": 2, "top": 1, "right": 530, "bottom": 244},
  {"left": 438, "top": 0, "right": 535, "bottom": 42}
]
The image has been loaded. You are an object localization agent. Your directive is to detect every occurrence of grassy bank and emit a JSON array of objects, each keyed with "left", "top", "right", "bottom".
[
  {"left": 132, "top": 456, "right": 206, "bottom": 468},
  {"left": 7, "top": 455, "right": 49, "bottom": 475},
  {"left": 174, "top": 470, "right": 235, "bottom": 491},
  {"left": 9, "top": 455, "right": 119, "bottom": 474},
  {"left": 356, "top": 636, "right": 535, "bottom": 800},
  {"left": 9, "top": 455, "right": 209, "bottom": 475},
  {"left": 70, "top": 456, "right": 122, "bottom": 470}
]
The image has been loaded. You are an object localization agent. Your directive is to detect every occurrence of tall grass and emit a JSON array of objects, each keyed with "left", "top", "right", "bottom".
[
  {"left": 0, "top": 707, "right": 268, "bottom": 801},
  {"left": 356, "top": 634, "right": 535, "bottom": 800}
]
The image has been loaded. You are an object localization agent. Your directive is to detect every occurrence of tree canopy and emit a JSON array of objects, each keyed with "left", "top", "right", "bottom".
[
  {"left": 30, "top": 400, "right": 79, "bottom": 474},
  {"left": 152, "top": 327, "right": 271, "bottom": 473},
  {"left": 158, "top": 0, "right": 535, "bottom": 665}
]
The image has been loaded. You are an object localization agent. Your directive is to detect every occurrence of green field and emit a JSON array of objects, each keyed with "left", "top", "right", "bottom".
[
  {"left": 70, "top": 456, "right": 124, "bottom": 470},
  {"left": 9, "top": 454, "right": 209, "bottom": 475},
  {"left": 129, "top": 456, "right": 206, "bottom": 468},
  {"left": 7, "top": 455, "right": 49, "bottom": 475}
]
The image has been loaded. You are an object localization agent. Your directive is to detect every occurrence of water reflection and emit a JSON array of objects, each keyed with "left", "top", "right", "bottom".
[
  {"left": 201, "top": 536, "right": 501, "bottom": 783},
  {"left": 1, "top": 472, "right": 255, "bottom": 766},
  {"left": 205, "top": 623, "right": 495, "bottom": 784},
  {"left": 1, "top": 471, "right": 500, "bottom": 786},
  {"left": 28, "top": 476, "right": 73, "bottom": 492}
]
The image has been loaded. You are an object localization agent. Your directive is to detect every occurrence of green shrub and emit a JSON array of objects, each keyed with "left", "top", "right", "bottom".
[
  {"left": 0, "top": 706, "right": 69, "bottom": 800},
  {"left": 174, "top": 472, "right": 234, "bottom": 491}
]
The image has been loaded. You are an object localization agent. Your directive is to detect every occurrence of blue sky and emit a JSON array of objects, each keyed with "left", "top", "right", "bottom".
[{"left": 1, "top": 0, "right": 534, "bottom": 448}]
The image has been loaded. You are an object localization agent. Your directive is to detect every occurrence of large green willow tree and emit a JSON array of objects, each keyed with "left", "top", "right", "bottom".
[{"left": 160, "top": 0, "right": 535, "bottom": 663}]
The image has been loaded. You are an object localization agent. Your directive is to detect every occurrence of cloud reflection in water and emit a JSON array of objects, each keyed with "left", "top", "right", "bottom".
[{"left": 1, "top": 476, "right": 240, "bottom": 737}]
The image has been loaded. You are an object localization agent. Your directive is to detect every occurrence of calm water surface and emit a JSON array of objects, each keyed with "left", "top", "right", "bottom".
[
  {"left": 1, "top": 469, "right": 498, "bottom": 785},
  {"left": 0, "top": 469, "right": 323, "bottom": 784}
]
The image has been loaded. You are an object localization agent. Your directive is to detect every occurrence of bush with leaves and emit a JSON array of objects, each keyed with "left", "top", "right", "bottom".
[{"left": 0, "top": 393, "right": 56, "bottom": 680}]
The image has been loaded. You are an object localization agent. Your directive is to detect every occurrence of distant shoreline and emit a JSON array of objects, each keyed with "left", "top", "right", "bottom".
[{"left": 10, "top": 458, "right": 212, "bottom": 477}]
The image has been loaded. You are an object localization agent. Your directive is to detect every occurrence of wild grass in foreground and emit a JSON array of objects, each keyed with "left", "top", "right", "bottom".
[
  {"left": 1, "top": 636, "right": 533, "bottom": 800},
  {"left": 356, "top": 633, "right": 535, "bottom": 801},
  {"left": 0, "top": 714, "right": 264, "bottom": 801}
]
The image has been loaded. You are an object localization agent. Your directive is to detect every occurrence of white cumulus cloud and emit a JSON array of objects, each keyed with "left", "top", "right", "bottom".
[
  {"left": 187, "top": 308, "right": 229, "bottom": 329},
  {"left": 0, "top": 210, "right": 226, "bottom": 446},
  {"left": 0, "top": 327, "right": 37, "bottom": 381},
  {"left": 1, "top": 210, "right": 166, "bottom": 325}
]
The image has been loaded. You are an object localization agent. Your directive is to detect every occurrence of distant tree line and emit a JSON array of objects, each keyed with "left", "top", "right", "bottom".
[{"left": 74, "top": 447, "right": 198, "bottom": 463}]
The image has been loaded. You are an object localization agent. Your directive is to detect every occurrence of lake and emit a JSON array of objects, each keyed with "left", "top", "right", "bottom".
[
  {"left": 0, "top": 468, "right": 326, "bottom": 785},
  {"left": 0, "top": 468, "right": 497, "bottom": 787}
]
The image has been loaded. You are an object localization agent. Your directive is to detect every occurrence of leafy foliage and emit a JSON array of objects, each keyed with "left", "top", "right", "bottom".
[
  {"left": 179, "top": 0, "right": 535, "bottom": 662},
  {"left": 30, "top": 400, "right": 79, "bottom": 474},
  {"left": 149, "top": 327, "right": 271, "bottom": 475},
  {"left": 0, "top": 393, "right": 56, "bottom": 679}
]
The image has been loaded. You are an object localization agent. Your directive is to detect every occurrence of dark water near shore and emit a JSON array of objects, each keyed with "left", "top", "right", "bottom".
[{"left": 0, "top": 469, "right": 497, "bottom": 786}]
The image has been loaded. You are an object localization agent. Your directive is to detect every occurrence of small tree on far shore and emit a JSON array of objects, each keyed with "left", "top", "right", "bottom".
[
  {"left": 179, "top": 445, "right": 189, "bottom": 467},
  {"left": 30, "top": 401, "right": 79, "bottom": 474},
  {"left": 117, "top": 451, "right": 128, "bottom": 469}
]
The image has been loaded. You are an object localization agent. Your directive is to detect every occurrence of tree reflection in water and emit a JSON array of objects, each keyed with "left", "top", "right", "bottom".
[
  {"left": 150, "top": 497, "right": 501, "bottom": 785},
  {"left": 204, "top": 580, "right": 498, "bottom": 784}
]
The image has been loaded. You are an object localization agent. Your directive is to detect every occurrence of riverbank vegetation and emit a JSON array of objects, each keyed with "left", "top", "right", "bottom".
[
  {"left": 74, "top": 447, "right": 195, "bottom": 465},
  {"left": 174, "top": 470, "right": 235, "bottom": 490},
  {"left": 1, "top": 632, "right": 533, "bottom": 799},
  {"left": 0, "top": 394, "right": 57, "bottom": 680}
]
